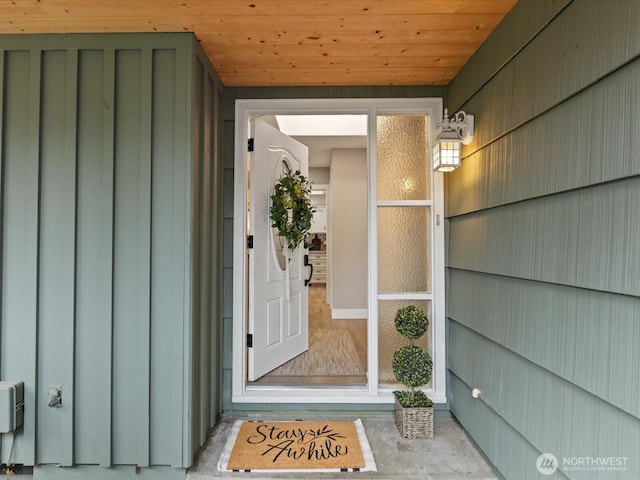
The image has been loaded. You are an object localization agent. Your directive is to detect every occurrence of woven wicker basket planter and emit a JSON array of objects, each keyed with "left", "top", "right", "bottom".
[{"left": 394, "top": 399, "right": 434, "bottom": 439}]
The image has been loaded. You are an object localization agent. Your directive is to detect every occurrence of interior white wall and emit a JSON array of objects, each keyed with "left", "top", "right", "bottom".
[
  {"left": 329, "top": 148, "right": 367, "bottom": 316},
  {"left": 309, "top": 167, "right": 330, "bottom": 185}
]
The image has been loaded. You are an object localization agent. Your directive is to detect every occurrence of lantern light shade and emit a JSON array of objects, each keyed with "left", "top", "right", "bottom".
[
  {"left": 433, "top": 132, "right": 462, "bottom": 172},
  {"left": 433, "top": 109, "right": 474, "bottom": 172}
]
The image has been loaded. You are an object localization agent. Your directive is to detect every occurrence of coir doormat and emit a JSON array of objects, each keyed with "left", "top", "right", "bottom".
[{"left": 217, "top": 419, "right": 377, "bottom": 473}]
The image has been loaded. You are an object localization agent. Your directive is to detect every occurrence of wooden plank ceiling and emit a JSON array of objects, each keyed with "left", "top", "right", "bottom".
[{"left": 0, "top": 0, "right": 517, "bottom": 87}]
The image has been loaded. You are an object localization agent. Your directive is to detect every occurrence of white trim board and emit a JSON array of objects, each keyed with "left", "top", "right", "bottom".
[{"left": 331, "top": 308, "right": 368, "bottom": 319}]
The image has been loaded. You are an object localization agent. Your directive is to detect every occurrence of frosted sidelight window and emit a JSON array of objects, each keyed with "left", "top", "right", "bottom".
[
  {"left": 377, "top": 207, "right": 431, "bottom": 293},
  {"left": 376, "top": 115, "right": 429, "bottom": 201},
  {"left": 378, "top": 300, "right": 432, "bottom": 386},
  {"left": 376, "top": 113, "right": 435, "bottom": 392}
]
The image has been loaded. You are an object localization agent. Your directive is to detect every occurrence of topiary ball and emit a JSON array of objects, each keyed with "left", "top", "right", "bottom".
[
  {"left": 394, "top": 305, "right": 428, "bottom": 340},
  {"left": 392, "top": 345, "right": 433, "bottom": 388}
]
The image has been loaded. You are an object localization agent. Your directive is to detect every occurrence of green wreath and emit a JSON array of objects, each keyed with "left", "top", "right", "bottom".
[{"left": 269, "top": 170, "right": 315, "bottom": 251}]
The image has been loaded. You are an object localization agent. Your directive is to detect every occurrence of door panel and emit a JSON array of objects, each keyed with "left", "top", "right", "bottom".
[{"left": 248, "top": 120, "right": 309, "bottom": 381}]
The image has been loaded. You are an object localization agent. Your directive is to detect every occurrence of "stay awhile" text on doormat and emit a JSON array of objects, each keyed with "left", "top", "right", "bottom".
[{"left": 217, "top": 419, "right": 377, "bottom": 472}]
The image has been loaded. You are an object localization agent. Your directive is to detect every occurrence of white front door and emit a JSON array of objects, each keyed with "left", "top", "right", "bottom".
[{"left": 247, "top": 120, "right": 310, "bottom": 381}]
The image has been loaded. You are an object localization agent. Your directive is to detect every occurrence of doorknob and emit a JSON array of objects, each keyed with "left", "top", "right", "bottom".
[{"left": 304, "top": 254, "right": 313, "bottom": 287}]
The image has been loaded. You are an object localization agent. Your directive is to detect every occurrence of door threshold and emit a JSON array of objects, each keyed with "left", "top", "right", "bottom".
[
  {"left": 249, "top": 376, "right": 367, "bottom": 387},
  {"left": 237, "top": 386, "right": 393, "bottom": 404},
  {"left": 247, "top": 381, "right": 367, "bottom": 389},
  {"left": 236, "top": 385, "right": 446, "bottom": 405}
]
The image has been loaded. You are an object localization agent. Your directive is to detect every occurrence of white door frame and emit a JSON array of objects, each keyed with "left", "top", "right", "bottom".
[{"left": 232, "top": 98, "right": 447, "bottom": 404}]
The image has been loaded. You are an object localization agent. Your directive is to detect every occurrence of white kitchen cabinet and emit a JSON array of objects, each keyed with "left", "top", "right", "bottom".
[
  {"left": 311, "top": 206, "right": 327, "bottom": 233},
  {"left": 308, "top": 251, "right": 327, "bottom": 283}
]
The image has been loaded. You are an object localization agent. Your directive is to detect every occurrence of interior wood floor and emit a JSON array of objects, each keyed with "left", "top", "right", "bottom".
[{"left": 253, "top": 283, "right": 368, "bottom": 386}]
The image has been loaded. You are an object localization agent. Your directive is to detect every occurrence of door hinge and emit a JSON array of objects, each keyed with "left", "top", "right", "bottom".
[
  {"left": 247, "top": 333, "right": 253, "bottom": 348},
  {"left": 247, "top": 235, "right": 254, "bottom": 249},
  {"left": 248, "top": 138, "right": 254, "bottom": 152}
]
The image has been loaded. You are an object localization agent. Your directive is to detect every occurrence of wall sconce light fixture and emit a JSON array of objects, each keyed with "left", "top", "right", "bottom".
[{"left": 433, "top": 109, "right": 474, "bottom": 172}]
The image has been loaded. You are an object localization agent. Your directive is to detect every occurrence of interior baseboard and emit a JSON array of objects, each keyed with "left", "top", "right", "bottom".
[{"left": 331, "top": 308, "right": 368, "bottom": 319}]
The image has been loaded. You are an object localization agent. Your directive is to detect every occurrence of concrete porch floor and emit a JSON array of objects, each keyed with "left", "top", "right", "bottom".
[{"left": 187, "top": 414, "right": 498, "bottom": 480}]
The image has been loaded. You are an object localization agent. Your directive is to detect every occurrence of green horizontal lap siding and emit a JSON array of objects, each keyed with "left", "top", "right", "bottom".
[
  {"left": 449, "top": 270, "right": 640, "bottom": 420},
  {"left": 220, "top": 117, "right": 235, "bottom": 408},
  {"left": 448, "top": 0, "right": 572, "bottom": 109},
  {"left": 448, "top": 178, "right": 640, "bottom": 296},
  {"left": 229, "top": 85, "right": 447, "bottom": 103},
  {"left": 449, "top": 0, "right": 640, "bottom": 148},
  {"left": 220, "top": 114, "right": 235, "bottom": 410},
  {"left": 447, "top": 58, "right": 640, "bottom": 216},
  {"left": 449, "top": 322, "right": 640, "bottom": 480},
  {"left": 446, "top": 1, "right": 640, "bottom": 478},
  {"left": 448, "top": 374, "right": 549, "bottom": 480},
  {"left": 0, "top": 33, "right": 223, "bottom": 474},
  {"left": 220, "top": 115, "right": 234, "bottom": 412}
]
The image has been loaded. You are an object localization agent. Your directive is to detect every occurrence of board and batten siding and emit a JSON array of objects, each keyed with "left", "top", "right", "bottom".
[
  {"left": 0, "top": 33, "right": 222, "bottom": 480},
  {"left": 445, "top": 1, "right": 640, "bottom": 479}
]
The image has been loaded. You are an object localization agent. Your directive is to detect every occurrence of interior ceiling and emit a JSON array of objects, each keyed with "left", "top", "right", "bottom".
[{"left": 1, "top": 0, "right": 517, "bottom": 87}]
